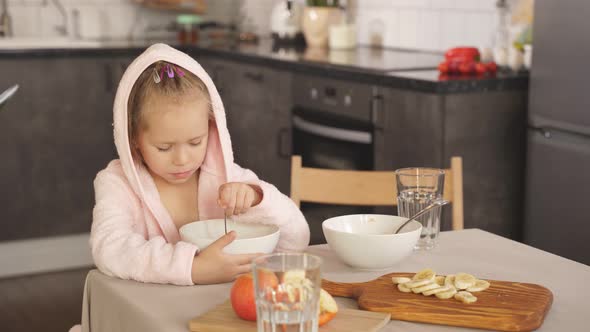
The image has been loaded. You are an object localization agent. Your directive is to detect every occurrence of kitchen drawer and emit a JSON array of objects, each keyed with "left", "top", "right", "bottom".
[
  {"left": 224, "top": 61, "right": 271, "bottom": 106},
  {"left": 196, "top": 57, "right": 230, "bottom": 100},
  {"left": 293, "top": 74, "right": 374, "bottom": 123},
  {"left": 198, "top": 59, "right": 270, "bottom": 107}
]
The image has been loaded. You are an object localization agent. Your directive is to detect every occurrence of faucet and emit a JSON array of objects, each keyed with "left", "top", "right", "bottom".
[
  {"left": 44, "top": 0, "right": 68, "bottom": 37},
  {"left": 0, "top": 0, "right": 12, "bottom": 37}
]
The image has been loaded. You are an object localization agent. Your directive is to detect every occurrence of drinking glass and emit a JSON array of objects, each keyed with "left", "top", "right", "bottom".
[{"left": 253, "top": 253, "right": 322, "bottom": 332}]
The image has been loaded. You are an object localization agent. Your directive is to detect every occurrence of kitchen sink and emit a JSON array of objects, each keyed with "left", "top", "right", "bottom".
[{"left": 0, "top": 37, "right": 103, "bottom": 50}]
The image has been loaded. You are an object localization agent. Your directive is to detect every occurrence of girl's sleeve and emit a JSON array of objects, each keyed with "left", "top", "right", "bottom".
[
  {"left": 90, "top": 170, "right": 198, "bottom": 285},
  {"left": 230, "top": 163, "right": 310, "bottom": 252}
]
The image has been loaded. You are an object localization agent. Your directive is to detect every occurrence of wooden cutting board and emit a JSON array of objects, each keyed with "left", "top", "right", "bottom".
[
  {"left": 322, "top": 273, "right": 553, "bottom": 332},
  {"left": 189, "top": 300, "right": 391, "bottom": 332}
]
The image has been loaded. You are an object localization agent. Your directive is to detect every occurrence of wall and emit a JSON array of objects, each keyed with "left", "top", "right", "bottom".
[
  {"left": 6, "top": 0, "right": 237, "bottom": 40},
  {"left": 356, "top": 0, "right": 498, "bottom": 51},
  {"left": 236, "top": 0, "right": 523, "bottom": 52},
  {"left": 6, "top": 0, "right": 519, "bottom": 51}
]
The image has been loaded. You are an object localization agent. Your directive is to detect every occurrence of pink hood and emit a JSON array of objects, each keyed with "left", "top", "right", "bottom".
[
  {"left": 90, "top": 44, "right": 310, "bottom": 285},
  {"left": 113, "top": 43, "right": 234, "bottom": 243}
]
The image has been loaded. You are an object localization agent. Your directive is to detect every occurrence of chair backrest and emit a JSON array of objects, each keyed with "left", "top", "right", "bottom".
[{"left": 290, "top": 155, "right": 464, "bottom": 230}]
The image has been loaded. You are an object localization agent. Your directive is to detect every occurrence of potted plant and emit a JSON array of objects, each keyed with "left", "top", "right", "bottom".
[{"left": 302, "top": 0, "right": 342, "bottom": 48}]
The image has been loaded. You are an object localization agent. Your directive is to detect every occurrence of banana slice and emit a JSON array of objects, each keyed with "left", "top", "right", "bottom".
[
  {"left": 454, "top": 273, "right": 476, "bottom": 290},
  {"left": 411, "top": 282, "right": 440, "bottom": 294},
  {"left": 455, "top": 291, "right": 478, "bottom": 304},
  {"left": 282, "top": 269, "right": 306, "bottom": 285},
  {"left": 413, "top": 268, "right": 436, "bottom": 282},
  {"left": 320, "top": 289, "right": 339, "bottom": 313},
  {"left": 435, "top": 287, "right": 457, "bottom": 299},
  {"left": 404, "top": 278, "right": 434, "bottom": 288},
  {"left": 444, "top": 275, "right": 455, "bottom": 287},
  {"left": 391, "top": 277, "right": 412, "bottom": 285},
  {"left": 423, "top": 285, "right": 453, "bottom": 296},
  {"left": 435, "top": 276, "right": 445, "bottom": 286},
  {"left": 397, "top": 270, "right": 488, "bottom": 302},
  {"left": 467, "top": 279, "right": 490, "bottom": 292},
  {"left": 397, "top": 283, "right": 412, "bottom": 293}
]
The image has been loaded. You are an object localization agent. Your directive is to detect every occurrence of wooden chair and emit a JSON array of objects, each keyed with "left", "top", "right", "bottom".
[{"left": 290, "top": 155, "right": 464, "bottom": 230}]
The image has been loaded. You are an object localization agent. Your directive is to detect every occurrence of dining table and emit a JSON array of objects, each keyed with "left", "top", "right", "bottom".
[{"left": 80, "top": 229, "right": 590, "bottom": 332}]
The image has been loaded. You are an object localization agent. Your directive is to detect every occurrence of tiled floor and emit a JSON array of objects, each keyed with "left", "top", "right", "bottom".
[{"left": 0, "top": 267, "right": 92, "bottom": 332}]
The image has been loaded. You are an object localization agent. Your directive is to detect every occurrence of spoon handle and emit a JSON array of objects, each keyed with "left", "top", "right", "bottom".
[
  {"left": 224, "top": 213, "right": 227, "bottom": 235},
  {"left": 394, "top": 199, "right": 449, "bottom": 234}
]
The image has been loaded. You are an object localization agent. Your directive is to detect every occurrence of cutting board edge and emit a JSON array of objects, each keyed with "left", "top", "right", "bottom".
[
  {"left": 323, "top": 272, "right": 554, "bottom": 332},
  {"left": 189, "top": 300, "right": 393, "bottom": 332}
]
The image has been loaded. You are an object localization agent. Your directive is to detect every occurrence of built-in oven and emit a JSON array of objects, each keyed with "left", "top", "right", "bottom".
[{"left": 292, "top": 74, "right": 393, "bottom": 244}]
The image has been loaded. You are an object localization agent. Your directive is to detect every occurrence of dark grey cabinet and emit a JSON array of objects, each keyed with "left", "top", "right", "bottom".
[
  {"left": 374, "top": 89, "right": 443, "bottom": 171},
  {"left": 198, "top": 58, "right": 293, "bottom": 194},
  {"left": 0, "top": 56, "right": 131, "bottom": 241},
  {"left": 0, "top": 50, "right": 527, "bottom": 243},
  {"left": 377, "top": 88, "right": 527, "bottom": 238}
]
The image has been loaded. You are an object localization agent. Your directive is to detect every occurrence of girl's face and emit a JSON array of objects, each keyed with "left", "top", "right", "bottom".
[{"left": 136, "top": 91, "right": 210, "bottom": 185}]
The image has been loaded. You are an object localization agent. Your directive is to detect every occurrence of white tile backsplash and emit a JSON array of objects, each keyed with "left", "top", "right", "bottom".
[
  {"left": 350, "top": 0, "right": 497, "bottom": 50},
  {"left": 389, "top": 0, "right": 431, "bottom": 9},
  {"left": 398, "top": 9, "right": 418, "bottom": 48},
  {"left": 464, "top": 12, "right": 494, "bottom": 47},
  {"left": 3, "top": 0, "right": 223, "bottom": 40},
  {"left": 430, "top": 0, "right": 458, "bottom": 10},
  {"left": 439, "top": 11, "right": 465, "bottom": 49},
  {"left": 3, "top": 0, "right": 500, "bottom": 51},
  {"left": 356, "top": 8, "right": 396, "bottom": 47},
  {"left": 9, "top": 5, "right": 41, "bottom": 36},
  {"left": 417, "top": 10, "right": 441, "bottom": 51}
]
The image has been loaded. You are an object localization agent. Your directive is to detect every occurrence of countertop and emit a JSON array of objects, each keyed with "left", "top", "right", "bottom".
[{"left": 0, "top": 37, "right": 529, "bottom": 94}]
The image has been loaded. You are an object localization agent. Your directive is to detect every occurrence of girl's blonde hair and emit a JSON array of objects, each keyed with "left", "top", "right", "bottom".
[{"left": 127, "top": 61, "right": 213, "bottom": 147}]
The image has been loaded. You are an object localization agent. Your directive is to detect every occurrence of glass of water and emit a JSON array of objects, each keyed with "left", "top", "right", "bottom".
[
  {"left": 252, "top": 253, "right": 322, "bottom": 332},
  {"left": 395, "top": 167, "right": 445, "bottom": 250}
]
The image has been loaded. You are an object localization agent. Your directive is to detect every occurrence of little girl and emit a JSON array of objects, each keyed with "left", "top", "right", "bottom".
[{"left": 91, "top": 44, "right": 310, "bottom": 286}]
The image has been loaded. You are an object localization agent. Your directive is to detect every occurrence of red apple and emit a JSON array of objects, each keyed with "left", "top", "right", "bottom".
[{"left": 230, "top": 270, "right": 279, "bottom": 321}]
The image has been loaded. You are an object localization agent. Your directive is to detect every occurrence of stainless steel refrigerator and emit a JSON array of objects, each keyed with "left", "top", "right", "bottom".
[{"left": 524, "top": 0, "right": 590, "bottom": 265}]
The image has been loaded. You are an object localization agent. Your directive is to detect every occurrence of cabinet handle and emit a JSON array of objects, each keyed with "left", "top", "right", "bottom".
[
  {"left": 537, "top": 128, "right": 552, "bottom": 139},
  {"left": 244, "top": 72, "right": 264, "bottom": 83},
  {"left": 277, "top": 128, "right": 291, "bottom": 158}
]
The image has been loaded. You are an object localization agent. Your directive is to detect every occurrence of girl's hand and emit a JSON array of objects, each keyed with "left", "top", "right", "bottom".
[
  {"left": 218, "top": 182, "right": 263, "bottom": 216},
  {"left": 191, "top": 231, "right": 261, "bottom": 284}
]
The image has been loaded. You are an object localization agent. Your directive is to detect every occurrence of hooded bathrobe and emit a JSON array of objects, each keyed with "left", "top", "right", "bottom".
[{"left": 90, "top": 44, "right": 310, "bottom": 286}]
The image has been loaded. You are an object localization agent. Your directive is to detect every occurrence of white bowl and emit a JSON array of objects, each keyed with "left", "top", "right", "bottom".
[
  {"left": 322, "top": 214, "right": 421, "bottom": 270},
  {"left": 179, "top": 219, "right": 280, "bottom": 255}
]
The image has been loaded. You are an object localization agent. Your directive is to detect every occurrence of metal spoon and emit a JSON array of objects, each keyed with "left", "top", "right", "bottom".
[
  {"left": 394, "top": 199, "right": 450, "bottom": 234},
  {"left": 224, "top": 213, "right": 228, "bottom": 235}
]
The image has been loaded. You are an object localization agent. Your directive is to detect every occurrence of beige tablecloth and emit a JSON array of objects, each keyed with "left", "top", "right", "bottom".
[{"left": 81, "top": 229, "right": 590, "bottom": 332}]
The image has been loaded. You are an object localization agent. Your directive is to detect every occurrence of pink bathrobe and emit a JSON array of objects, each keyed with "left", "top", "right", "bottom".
[{"left": 90, "top": 43, "right": 310, "bottom": 286}]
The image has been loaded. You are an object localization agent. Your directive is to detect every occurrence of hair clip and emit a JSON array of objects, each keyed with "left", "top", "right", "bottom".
[
  {"left": 166, "top": 64, "right": 175, "bottom": 78},
  {"left": 174, "top": 66, "right": 185, "bottom": 77},
  {"left": 152, "top": 68, "right": 161, "bottom": 83},
  {"left": 154, "top": 64, "right": 184, "bottom": 83}
]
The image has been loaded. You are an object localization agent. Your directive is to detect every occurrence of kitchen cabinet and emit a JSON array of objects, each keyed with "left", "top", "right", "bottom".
[
  {"left": 376, "top": 88, "right": 527, "bottom": 238},
  {"left": 0, "top": 55, "right": 132, "bottom": 241},
  {"left": 0, "top": 46, "right": 527, "bottom": 243},
  {"left": 374, "top": 88, "right": 443, "bottom": 171},
  {"left": 198, "top": 58, "right": 293, "bottom": 194}
]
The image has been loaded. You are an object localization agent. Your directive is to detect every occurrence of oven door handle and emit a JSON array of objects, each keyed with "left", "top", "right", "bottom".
[{"left": 293, "top": 115, "right": 372, "bottom": 144}]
